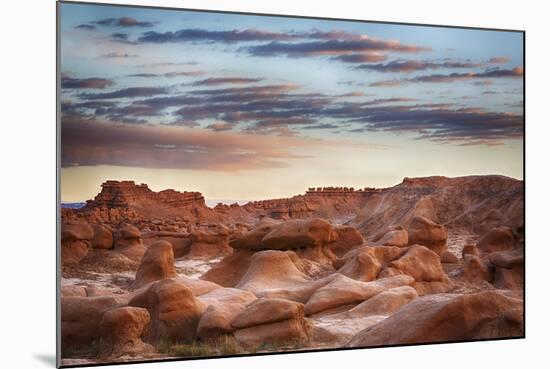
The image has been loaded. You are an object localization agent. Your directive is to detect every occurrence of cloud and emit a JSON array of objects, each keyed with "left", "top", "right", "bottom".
[
  {"left": 61, "top": 118, "right": 317, "bottom": 171},
  {"left": 61, "top": 76, "right": 114, "bottom": 89},
  {"left": 137, "top": 28, "right": 298, "bottom": 43},
  {"left": 331, "top": 53, "right": 387, "bottom": 63},
  {"left": 92, "top": 17, "right": 155, "bottom": 28},
  {"left": 127, "top": 71, "right": 205, "bottom": 78},
  {"left": 488, "top": 56, "right": 510, "bottom": 64},
  {"left": 356, "top": 59, "right": 483, "bottom": 73},
  {"left": 75, "top": 24, "right": 95, "bottom": 30},
  {"left": 245, "top": 38, "right": 430, "bottom": 57},
  {"left": 79, "top": 87, "right": 170, "bottom": 100},
  {"left": 192, "top": 77, "right": 263, "bottom": 86},
  {"left": 111, "top": 33, "right": 130, "bottom": 40},
  {"left": 407, "top": 67, "right": 523, "bottom": 83},
  {"left": 207, "top": 121, "right": 233, "bottom": 131},
  {"left": 101, "top": 52, "right": 138, "bottom": 58},
  {"left": 369, "top": 79, "right": 403, "bottom": 87},
  {"left": 334, "top": 105, "right": 523, "bottom": 144}
]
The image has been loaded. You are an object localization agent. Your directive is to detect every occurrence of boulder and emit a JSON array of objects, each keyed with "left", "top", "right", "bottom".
[
  {"left": 373, "top": 225, "right": 408, "bottom": 247},
  {"left": 128, "top": 279, "right": 203, "bottom": 343},
  {"left": 234, "top": 317, "right": 309, "bottom": 349},
  {"left": 407, "top": 216, "right": 448, "bottom": 255},
  {"left": 348, "top": 291, "right": 523, "bottom": 347},
  {"left": 337, "top": 248, "right": 382, "bottom": 282},
  {"left": 235, "top": 250, "right": 311, "bottom": 295},
  {"left": 388, "top": 245, "right": 449, "bottom": 283},
  {"left": 61, "top": 222, "right": 94, "bottom": 265},
  {"left": 61, "top": 296, "right": 122, "bottom": 346},
  {"left": 229, "top": 218, "right": 280, "bottom": 250},
  {"left": 463, "top": 254, "right": 493, "bottom": 283},
  {"left": 440, "top": 250, "right": 459, "bottom": 264},
  {"left": 260, "top": 218, "right": 338, "bottom": 250},
  {"left": 231, "top": 298, "right": 304, "bottom": 329},
  {"left": 197, "top": 288, "right": 256, "bottom": 340},
  {"left": 113, "top": 224, "right": 147, "bottom": 262},
  {"left": 304, "top": 274, "right": 414, "bottom": 315},
  {"left": 186, "top": 230, "right": 231, "bottom": 258},
  {"left": 132, "top": 240, "right": 177, "bottom": 289},
  {"left": 489, "top": 249, "right": 524, "bottom": 289},
  {"left": 92, "top": 224, "right": 113, "bottom": 249},
  {"left": 341, "top": 286, "right": 419, "bottom": 317},
  {"left": 98, "top": 307, "right": 156, "bottom": 358},
  {"left": 477, "top": 227, "right": 516, "bottom": 253},
  {"left": 201, "top": 250, "right": 254, "bottom": 287},
  {"left": 329, "top": 226, "right": 364, "bottom": 257}
]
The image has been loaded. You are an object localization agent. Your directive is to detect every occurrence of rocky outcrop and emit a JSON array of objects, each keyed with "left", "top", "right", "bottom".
[
  {"left": 186, "top": 229, "right": 231, "bottom": 258},
  {"left": 91, "top": 224, "right": 113, "bottom": 249},
  {"left": 304, "top": 274, "right": 414, "bottom": 315},
  {"left": 329, "top": 226, "right": 364, "bottom": 257},
  {"left": 232, "top": 298, "right": 309, "bottom": 349},
  {"left": 128, "top": 279, "right": 203, "bottom": 343},
  {"left": 477, "top": 226, "right": 517, "bottom": 253},
  {"left": 61, "top": 295, "right": 122, "bottom": 347},
  {"left": 407, "top": 216, "right": 448, "bottom": 255},
  {"left": 489, "top": 248, "right": 524, "bottom": 289},
  {"left": 196, "top": 288, "right": 256, "bottom": 341},
  {"left": 132, "top": 240, "right": 177, "bottom": 289},
  {"left": 348, "top": 291, "right": 523, "bottom": 347},
  {"left": 114, "top": 224, "right": 147, "bottom": 262},
  {"left": 98, "top": 307, "right": 156, "bottom": 358},
  {"left": 372, "top": 225, "right": 408, "bottom": 247},
  {"left": 61, "top": 222, "right": 94, "bottom": 265}
]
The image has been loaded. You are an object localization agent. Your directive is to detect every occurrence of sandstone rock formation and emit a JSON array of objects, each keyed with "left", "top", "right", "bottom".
[
  {"left": 91, "top": 224, "right": 113, "bottom": 249},
  {"left": 132, "top": 240, "right": 177, "bottom": 289},
  {"left": 348, "top": 290, "right": 523, "bottom": 347},
  {"left": 407, "top": 216, "right": 448, "bottom": 255},
  {"left": 98, "top": 307, "right": 156, "bottom": 358},
  {"left": 129, "top": 279, "right": 203, "bottom": 343},
  {"left": 329, "top": 226, "right": 364, "bottom": 257},
  {"left": 61, "top": 222, "right": 94, "bottom": 265}
]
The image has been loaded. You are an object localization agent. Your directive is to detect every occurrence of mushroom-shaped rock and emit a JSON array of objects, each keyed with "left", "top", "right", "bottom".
[
  {"left": 92, "top": 224, "right": 113, "bottom": 249},
  {"left": 231, "top": 298, "right": 304, "bottom": 329},
  {"left": 261, "top": 218, "right": 338, "bottom": 250},
  {"left": 98, "top": 307, "right": 156, "bottom": 358},
  {"left": 407, "top": 216, "right": 448, "bottom": 255},
  {"left": 337, "top": 248, "right": 382, "bottom": 282},
  {"left": 235, "top": 250, "right": 311, "bottom": 295},
  {"left": 348, "top": 290, "right": 523, "bottom": 347},
  {"left": 114, "top": 224, "right": 146, "bottom": 262},
  {"left": 61, "top": 222, "right": 94, "bottom": 265},
  {"left": 229, "top": 218, "right": 280, "bottom": 250},
  {"left": 186, "top": 230, "right": 231, "bottom": 258},
  {"left": 329, "top": 226, "right": 364, "bottom": 257},
  {"left": 201, "top": 250, "right": 254, "bottom": 287},
  {"left": 128, "top": 279, "right": 203, "bottom": 343},
  {"left": 132, "top": 240, "right": 177, "bottom": 289},
  {"left": 477, "top": 226, "right": 516, "bottom": 253}
]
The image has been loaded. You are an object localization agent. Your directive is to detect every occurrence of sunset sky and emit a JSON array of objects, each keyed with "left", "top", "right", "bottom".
[{"left": 59, "top": 2, "right": 524, "bottom": 204}]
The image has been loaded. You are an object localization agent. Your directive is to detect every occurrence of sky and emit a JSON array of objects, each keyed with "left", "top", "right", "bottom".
[{"left": 59, "top": 2, "right": 524, "bottom": 203}]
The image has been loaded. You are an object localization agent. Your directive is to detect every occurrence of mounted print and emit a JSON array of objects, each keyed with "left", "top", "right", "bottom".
[{"left": 57, "top": 1, "right": 525, "bottom": 367}]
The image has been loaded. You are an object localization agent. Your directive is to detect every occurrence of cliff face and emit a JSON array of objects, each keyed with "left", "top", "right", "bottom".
[
  {"left": 66, "top": 176, "right": 523, "bottom": 233},
  {"left": 351, "top": 175, "right": 524, "bottom": 236},
  {"left": 86, "top": 181, "right": 206, "bottom": 209}
]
